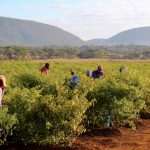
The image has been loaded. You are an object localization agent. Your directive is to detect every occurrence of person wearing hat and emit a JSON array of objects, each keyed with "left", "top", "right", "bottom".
[
  {"left": 40, "top": 63, "right": 50, "bottom": 74},
  {"left": 86, "top": 70, "right": 92, "bottom": 77},
  {"left": 91, "top": 66, "right": 104, "bottom": 79},
  {"left": 0, "top": 75, "right": 7, "bottom": 107}
]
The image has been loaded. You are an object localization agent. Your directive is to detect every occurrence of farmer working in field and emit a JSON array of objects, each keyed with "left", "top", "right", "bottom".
[
  {"left": 64, "top": 70, "right": 79, "bottom": 89},
  {"left": 86, "top": 70, "right": 92, "bottom": 77},
  {"left": 91, "top": 65, "right": 104, "bottom": 79},
  {"left": 0, "top": 75, "right": 7, "bottom": 108},
  {"left": 119, "top": 66, "right": 128, "bottom": 75},
  {"left": 69, "top": 70, "right": 79, "bottom": 89},
  {"left": 70, "top": 71, "right": 79, "bottom": 89},
  {"left": 40, "top": 63, "right": 50, "bottom": 74}
]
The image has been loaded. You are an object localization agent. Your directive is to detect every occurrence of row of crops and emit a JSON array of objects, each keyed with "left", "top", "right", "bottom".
[{"left": 0, "top": 61, "right": 150, "bottom": 146}]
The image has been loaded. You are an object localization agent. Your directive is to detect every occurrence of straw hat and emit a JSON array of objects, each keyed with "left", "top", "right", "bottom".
[{"left": 0, "top": 75, "right": 7, "bottom": 88}]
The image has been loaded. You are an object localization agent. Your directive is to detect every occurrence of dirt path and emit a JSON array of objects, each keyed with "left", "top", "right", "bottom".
[{"left": 75, "top": 120, "right": 150, "bottom": 150}]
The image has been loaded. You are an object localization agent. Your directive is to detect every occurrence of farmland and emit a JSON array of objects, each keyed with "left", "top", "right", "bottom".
[{"left": 0, "top": 60, "right": 150, "bottom": 149}]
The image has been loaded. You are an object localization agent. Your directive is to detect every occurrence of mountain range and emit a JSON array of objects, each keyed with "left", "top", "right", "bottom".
[
  {"left": 0, "top": 16, "right": 150, "bottom": 46},
  {"left": 86, "top": 27, "right": 150, "bottom": 46},
  {"left": 0, "top": 16, "right": 84, "bottom": 46}
]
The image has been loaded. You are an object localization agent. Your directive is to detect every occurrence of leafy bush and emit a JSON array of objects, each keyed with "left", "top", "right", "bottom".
[
  {"left": 0, "top": 61, "right": 149, "bottom": 146},
  {"left": 12, "top": 73, "right": 44, "bottom": 89},
  {"left": 86, "top": 78, "right": 146, "bottom": 128},
  {"left": 5, "top": 86, "right": 91, "bottom": 146},
  {"left": 0, "top": 107, "right": 17, "bottom": 145}
]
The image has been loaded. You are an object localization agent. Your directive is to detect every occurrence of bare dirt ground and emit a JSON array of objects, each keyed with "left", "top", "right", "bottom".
[
  {"left": 75, "top": 119, "right": 150, "bottom": 150},
  {"left": 1, "top": 119, "right": 150, "bottom": 150}
]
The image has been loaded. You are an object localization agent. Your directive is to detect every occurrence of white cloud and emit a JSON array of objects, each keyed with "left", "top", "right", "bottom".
[
  {"left": 2, "top": 0, "right": 150, "bottom": 40},
  {"left": 39, "top": 0, "right": 150, "bottom": 40}
]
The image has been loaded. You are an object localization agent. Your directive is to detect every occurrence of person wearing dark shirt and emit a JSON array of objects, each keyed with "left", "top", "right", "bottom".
[{"left": 92, "top": 66, "right": 104, "bottom": 79}]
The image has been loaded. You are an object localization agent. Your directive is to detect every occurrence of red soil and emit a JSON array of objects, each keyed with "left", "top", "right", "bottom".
[
  {"left": 76, "top": 119, "right": 150, "bottom": 150},
  {"left": 1, "top": 119, "right": 150, "bottom": 150}
]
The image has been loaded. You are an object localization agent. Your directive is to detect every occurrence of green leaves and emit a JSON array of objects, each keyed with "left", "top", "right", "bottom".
[
  {"left": 86, "top": 75, "right": 148, "bottom": 128},
  {"left": 0, "top": 61, "right": 149, "bottom": 146},
  {"left": 0, "top": 107, "right": 17, "bottom": 145}
]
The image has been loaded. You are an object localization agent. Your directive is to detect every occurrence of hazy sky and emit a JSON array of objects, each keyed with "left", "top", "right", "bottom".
[{"left": 1, "top": 0, "right": 150, "bottom": 40}]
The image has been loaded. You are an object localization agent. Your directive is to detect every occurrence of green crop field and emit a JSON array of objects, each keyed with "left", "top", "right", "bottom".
[{"left": 0, "top": 61, "right": 150, "bottom": 146}]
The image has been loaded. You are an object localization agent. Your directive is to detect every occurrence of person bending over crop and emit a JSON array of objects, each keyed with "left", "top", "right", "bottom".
[
  {"left": 63, "top": 70, "right": 79, "bottom": 89},
  {"left": 69, "top": 70, "right": 79, "bottom": 89},
  {"left": 40, "top": 63, "right": 50, "bottom": 74},
  {"left": 91, "top": 66, "right": 104, "bottom": 79},
  {"left": 0, "top": 75, "right": 7, "bottom": 107},
  {"left": 86, "top": 70, "right": 92, "bottom": 77}
]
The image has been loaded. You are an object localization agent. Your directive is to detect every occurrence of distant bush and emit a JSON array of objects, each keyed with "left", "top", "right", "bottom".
[{"left": 13, "top": 73, "right": 43, "bottom": 89}]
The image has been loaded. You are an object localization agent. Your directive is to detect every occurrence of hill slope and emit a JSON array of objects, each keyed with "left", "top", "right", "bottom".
[
  {"left": 0, "top": 16, "right": 84, "bottom": 46},
  {"left": 86, "top": 27, "right": 150, "bottom": 45}
]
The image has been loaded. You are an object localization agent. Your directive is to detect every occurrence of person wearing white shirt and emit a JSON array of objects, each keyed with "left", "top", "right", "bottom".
[{"left": 0, "top": 75, "right": 7, "bottom": 108}]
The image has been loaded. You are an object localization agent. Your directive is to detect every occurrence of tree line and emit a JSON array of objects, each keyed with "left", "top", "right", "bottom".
[{"left": 0, "top": 45, "right": 150, "bottom": 60}]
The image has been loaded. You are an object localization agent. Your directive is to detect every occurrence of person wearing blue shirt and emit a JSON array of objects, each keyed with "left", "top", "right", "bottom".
[{"left": 70, "top": 71, "right": 79, "bottom": 89}]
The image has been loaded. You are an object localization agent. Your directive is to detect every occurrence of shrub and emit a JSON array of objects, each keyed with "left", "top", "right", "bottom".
[
  {"left": 86, "top": 78, "right": 145, "bottom": 128},
  {"left": 0, "top": 107, "right": 17, "bottom": 145},
  {"left": 5, "top": 86, "right": 91, "bottom": 146},
  {"left": 12, "top": 73, "right": 44, "bottom": 89}
]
